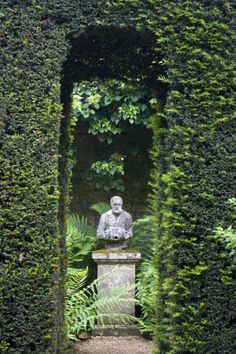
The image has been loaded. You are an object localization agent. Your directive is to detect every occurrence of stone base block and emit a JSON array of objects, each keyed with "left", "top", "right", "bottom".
[
  {"left": 92, "top": 250, "right": 141, "bottom": 326},
  {"left": 94, "top": 325, "right": 140, "bottom": 336}
]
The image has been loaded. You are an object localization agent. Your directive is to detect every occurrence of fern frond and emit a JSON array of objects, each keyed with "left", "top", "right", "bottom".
[
  {"left": 128, "top": 214, "right": 154, "bottom": 258},
  {"left": 66, "top": 267, "right": 137, "bottom": 338},
  {"left": 67, "top": 214, "right": 96, "bottom": 240},
  {"left": 90, "top": 202, "right": 110, "bottom": 216},
  {"left": 136, "top": 258, "right": 158, "bottom": 335},
  {"left": 66, "top": 214, "right": 96, "bottom": 268},
  {"left": 66, "top": 267, "right": 88, "bottom": 293}
]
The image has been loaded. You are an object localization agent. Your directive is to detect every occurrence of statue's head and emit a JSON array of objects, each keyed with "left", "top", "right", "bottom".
[{"left": 110, "top": 196, "right": 123, "bottom": 215}]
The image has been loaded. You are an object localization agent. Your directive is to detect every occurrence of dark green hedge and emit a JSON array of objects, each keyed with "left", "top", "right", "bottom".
[
  {"left": 0, "top": 1, "right": 235, "bottom": 353},
  {"left": 146, "top": 2, "right": 236, "bottom": 353},
  {"left": 0, "top": 3, "right": 68, "bottom": 353}
]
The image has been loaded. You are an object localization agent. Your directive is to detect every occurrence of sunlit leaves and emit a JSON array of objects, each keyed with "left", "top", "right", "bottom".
[{"left": 73, "top": 78, "right": 155, "bottom": 144}]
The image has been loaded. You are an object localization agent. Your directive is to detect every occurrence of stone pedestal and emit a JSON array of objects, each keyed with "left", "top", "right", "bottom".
[{"left": 92, "top": 250, "right": 141, "bottom": 336}]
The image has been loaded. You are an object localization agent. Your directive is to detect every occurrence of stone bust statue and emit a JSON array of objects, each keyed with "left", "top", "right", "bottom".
[{"left": 97, "top": 196, "right": 133, "bottom": 249}]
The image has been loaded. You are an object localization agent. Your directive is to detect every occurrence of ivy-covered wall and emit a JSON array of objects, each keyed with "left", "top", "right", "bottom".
[{"left": 0, "top": 1, "right": 235, "bottom": 353}]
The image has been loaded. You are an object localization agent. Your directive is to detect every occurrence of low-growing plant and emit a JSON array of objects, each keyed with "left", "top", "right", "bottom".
[
  {"left": 66, "top": 266, "right": 137, "bottom": 340},
  {"left": 127, "top": 215, "right": 154, "bottom": 259},
  {"left": 89, "top": 202, "right": 110, "bottom": 216},
  {"left": 66, "top": 214, "right": 97, "bottom": 270},
  {"left": 136, "top": 257, "right": 158, "bottom": 336}
]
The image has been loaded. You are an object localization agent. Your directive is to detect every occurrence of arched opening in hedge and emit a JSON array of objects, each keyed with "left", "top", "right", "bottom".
[
  {"left": 58, "top": 24, "right": 168, "bottom": 339},
  {"left": 59, "top": 25, "right": 168, "bottom": 221}
]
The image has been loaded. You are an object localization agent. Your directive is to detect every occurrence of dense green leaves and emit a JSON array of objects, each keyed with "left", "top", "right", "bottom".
[
  {"left": 82, "top": 153, "right": 125, "bottom": 192},
  {"left": 72, "top": 78, "right": 156, "bottom": 192},
  {"left": 73, "top": 79, "right": 154, "bottom": 144}
]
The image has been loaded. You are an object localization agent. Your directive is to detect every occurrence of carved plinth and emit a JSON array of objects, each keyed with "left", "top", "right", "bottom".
[{"left": 92, "top": 250, "right": 141, "bottom": 336}]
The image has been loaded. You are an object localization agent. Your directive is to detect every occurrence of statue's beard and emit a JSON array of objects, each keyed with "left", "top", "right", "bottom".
[{"left": 112, "top": 208, "right": 122, "bottom": 214}]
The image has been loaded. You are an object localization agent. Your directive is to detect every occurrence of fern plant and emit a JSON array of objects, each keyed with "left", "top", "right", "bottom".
[
  {"left": 66, "top": 214, "right": 97, "bottom": 269},
  {"left": 67, "top": 267, "right": 88, "bottom": 291},
  {"left": 128, "top": 215, "right": 154, "bottom": 260},
  {"left": 136, "top": 257, "right": 158, "bottom": 335},
  {"left": 127, "top": 214, "right": 157, "bottom": 336},
  {"left": 66, "top": 267, "right": 137, "bottom": 340},
  {"left": 90, "top": 202, "right": 110, "bottom": 216}
]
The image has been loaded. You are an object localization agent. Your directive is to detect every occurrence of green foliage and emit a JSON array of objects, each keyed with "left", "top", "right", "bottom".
[
  {"left": 66, "top": 267, "right": 88, "bottom": 292},
  {"left": 66, "top": 267, "right": 136, "bottom": 340},
  {"left": 213, "top": 198, "right": 236, "bottom": 261},
  {"left": 66, "top": 214, "right": 97, "bottom": 269},
  {"left": 90, "top": 202, "right": 110, "bottom": 216},
  {"left": 91, "top": 153, "right": 124, "bottom": 176},
  {"left": 128, "top": 215, "right": 154, "bottom": 259},
  {"left": 66, "top": 202, "right": 110, "bottom": 273},
  {"left": 73, "top": 78, "right": 156, "bottom": 192},
  {"left": 83, "top": 153, "right": 125, "bottom": 192},
  {"left": 128, "top": 215, "right": 157, "bottom": 336},
  {"left": 0, "top": 341, "right": 10, "bottom": 352},
  {"left": 214, "top": 226, "right": 236, "bottom": 259},
  {"left": 136, "top": 258, "right": 158, "bottom": 335},
  {"left": 73, "top": 79, "right": 154, "bottom": 144}
]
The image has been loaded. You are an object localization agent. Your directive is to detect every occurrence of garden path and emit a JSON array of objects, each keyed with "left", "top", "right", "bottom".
[{"left": 72, "top": 336, "right": 153, "bottom": 354}]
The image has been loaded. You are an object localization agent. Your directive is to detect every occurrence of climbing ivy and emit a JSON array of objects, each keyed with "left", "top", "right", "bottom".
[
  {"left": 72, "top": 78, "right": 157, "bottom": 192},
  {"left": 83, "top": 153, "right": 125, "bottom": 192},
  {"left": 73, "top": 79, "right": 154, "bottom": 143}
]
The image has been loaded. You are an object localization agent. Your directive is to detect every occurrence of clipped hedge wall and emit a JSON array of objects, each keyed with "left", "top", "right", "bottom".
[
  {"left": 0, "top": 3, "right": 68, "bottom": 353},
  {"left": 0, "top": 1, "right": 235, "bottom": 353}
]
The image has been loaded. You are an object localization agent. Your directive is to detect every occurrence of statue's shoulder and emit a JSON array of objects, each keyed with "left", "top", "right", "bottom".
[
  {"left": 102, "top": 210, "right": 112, "bottom": 218},
  {"left": 123, "top": 210, "right": 132, "bottom": 220}
]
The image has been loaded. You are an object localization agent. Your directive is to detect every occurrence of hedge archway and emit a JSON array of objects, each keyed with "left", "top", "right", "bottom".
[
  {"left": 61, "top": 25, "right": 165, "bottom": 218},
  {"left": 1, "top": 1, "right": 235, "bottom": 354}
]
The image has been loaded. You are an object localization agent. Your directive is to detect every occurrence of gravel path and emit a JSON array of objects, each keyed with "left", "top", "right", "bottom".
[{"left": 72, "top": 336, "right": 153, "bottom": 354}]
